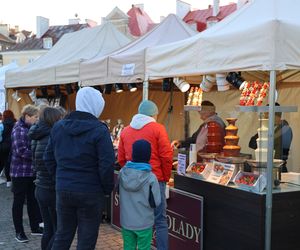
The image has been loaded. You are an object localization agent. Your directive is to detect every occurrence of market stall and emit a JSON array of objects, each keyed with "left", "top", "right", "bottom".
[{"left": 105, "top": 0, "right": 300, "bottom": 249}]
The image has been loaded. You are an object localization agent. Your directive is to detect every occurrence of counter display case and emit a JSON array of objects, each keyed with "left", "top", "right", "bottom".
[{"left": 174, "top": 174, "right": 300, "bottom": 250}]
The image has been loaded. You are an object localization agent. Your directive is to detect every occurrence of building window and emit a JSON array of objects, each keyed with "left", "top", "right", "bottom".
[
  {"left": 28, "top": 58, "right": 35, "bottom": 63},
  {"left": 43, "top": 38, "right": 53, "bottom": 49}
]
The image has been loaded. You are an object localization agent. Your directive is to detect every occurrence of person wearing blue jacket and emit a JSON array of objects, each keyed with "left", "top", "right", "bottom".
[
  {"left": 44, "top": 87, "right": 115, "bottom": 250},
  {"left": 119, "top": 139, "right": 161, "bottom": 250}
]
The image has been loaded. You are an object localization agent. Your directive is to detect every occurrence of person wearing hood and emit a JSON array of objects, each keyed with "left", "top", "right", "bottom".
[
  {"left": 44, "top": 87, "right": 115, "bottom": 250},
  {"left": 119, "top": 139, "right": 161, "bottom": 250},
  {"left": 118, "top": 100, "right": 173, "bottom": 250},
  {"left": 171, "top": 100, "right": 226, "bottom": 152},
  {"left": 28, "top": 107, "right": 63, "bottom": 250}
]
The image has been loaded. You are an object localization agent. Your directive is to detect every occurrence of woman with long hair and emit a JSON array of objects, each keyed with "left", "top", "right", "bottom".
[{"left": 28, "top": 107, "right": 63, "bottom": 250}]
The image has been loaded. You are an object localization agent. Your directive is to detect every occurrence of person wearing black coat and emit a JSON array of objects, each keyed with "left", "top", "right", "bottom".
[
  {"left": 44, "top": 87, "right": 115, "bottom": 250},
  {"left": 0, "top": 110, "right": 16, "bottom": 186},
  {"left": 28, "top": 107, "right": 63, "bottom": 250}
]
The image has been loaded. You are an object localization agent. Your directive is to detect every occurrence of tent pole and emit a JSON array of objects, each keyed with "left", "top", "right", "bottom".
[
  {"left": 143, "top": 80, "right": 149, "bottom": 100},
  {"left": 265, "top": 70, "right": 276, "bottom": 250}
]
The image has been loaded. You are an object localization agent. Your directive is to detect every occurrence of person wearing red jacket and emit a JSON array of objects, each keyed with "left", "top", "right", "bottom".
[{"left": 118, "top": 100, "right": 173, "bottom": 250}]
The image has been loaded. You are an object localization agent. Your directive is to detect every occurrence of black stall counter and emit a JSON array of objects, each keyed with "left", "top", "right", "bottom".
[{"left": 174, "top": 174, "right": 300, "bottom": 250}]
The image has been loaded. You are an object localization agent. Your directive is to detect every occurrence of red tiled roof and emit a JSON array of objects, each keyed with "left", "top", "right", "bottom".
[
  {"left": 183, "top": 3, "right": 237, "bottom": 32},
  {"left": 127, "top": 6, "right": 155, "bottom": 37},
  {"left": 8, "top": 23, "right": 89, "bottom": 51}
]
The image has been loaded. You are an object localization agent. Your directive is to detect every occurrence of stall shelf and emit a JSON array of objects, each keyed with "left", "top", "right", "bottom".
[
  {"left": 235, "top": 105, "right": 298, "bottom": 113},
  {"left": 174, "top": 174, "right": 300, "bottom": 250}
]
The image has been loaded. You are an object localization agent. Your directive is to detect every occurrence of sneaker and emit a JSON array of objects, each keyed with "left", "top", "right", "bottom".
[
  {"left": 31, "top": 227, "right": 43, "bottom": 236},
  {"left": 15, "top": 232, "right": 29, "bottom": 243}
]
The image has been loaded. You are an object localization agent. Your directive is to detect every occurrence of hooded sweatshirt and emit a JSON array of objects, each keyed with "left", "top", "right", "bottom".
[
  {"left": 119, "top": 161, "right": 161, "bottom": 230},
  {"left": 118, "top": 114, "right": 173, "bottom": 182},
  {"left": 44, "top": 87, "right": 115, "bottom": 194}
]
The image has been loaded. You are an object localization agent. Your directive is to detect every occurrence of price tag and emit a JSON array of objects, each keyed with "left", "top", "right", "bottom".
[{"left": 177, "top": 153, "right": 186, "bottom": 175}]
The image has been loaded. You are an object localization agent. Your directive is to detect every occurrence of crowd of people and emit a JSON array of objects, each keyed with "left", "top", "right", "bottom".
[{"left": 0, "top": 87, "right": 294, "bottom": 250}]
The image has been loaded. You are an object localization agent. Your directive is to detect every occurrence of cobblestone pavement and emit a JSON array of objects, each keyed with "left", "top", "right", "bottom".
[{"left": 0, "top": 178, "right": 123, "bottom": 250}]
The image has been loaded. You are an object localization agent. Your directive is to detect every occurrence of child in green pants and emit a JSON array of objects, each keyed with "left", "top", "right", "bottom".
[{"left": 119, "top": 140, "right": 161, "bottom": 250}]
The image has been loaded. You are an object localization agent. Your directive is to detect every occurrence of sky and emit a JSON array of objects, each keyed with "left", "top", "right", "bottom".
[{"left": 1, "top": 0, "right": 237, "bottom": 32}]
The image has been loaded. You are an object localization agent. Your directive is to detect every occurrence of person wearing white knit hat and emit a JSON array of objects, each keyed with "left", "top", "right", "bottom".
[{"left": 44, "top": 87, "right": 115, "bottom": 250}]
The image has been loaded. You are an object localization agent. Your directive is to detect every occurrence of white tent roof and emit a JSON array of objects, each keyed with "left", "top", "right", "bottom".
[
  {"left": 80, "top": 14, "right": 198, "bottom": 85},
  {"left": 5, "top": 22, "right": 132, "bottom": 88},
  {"left": 0, "top": 62, "right": 18, "bottom": 90},
  {"left": 146, "top": 0, "right": 300, "bottom": 79}
]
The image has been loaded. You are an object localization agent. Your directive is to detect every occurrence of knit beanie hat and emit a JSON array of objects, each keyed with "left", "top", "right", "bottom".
[
  {"left": 132, "top": 139, "right": 151, "bottom": 163},
  {"left": 76, "top": 87, "right": 105, "bottom": 118},
  {"left": 138, "top": 100, "right": 158, "bottom": 117}
]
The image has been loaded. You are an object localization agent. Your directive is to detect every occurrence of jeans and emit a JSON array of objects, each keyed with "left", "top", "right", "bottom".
[
  {"left": 52, "top": 191, "right": 104, "bottom": 250},
  {"left": 154, "top": 182, "right": 168, "bottom": 250},
  {"left": 11, "top": 177, "right": 41, "bottom": 234},
  {"left": 35, "top": 186, "right": 56, "bottom": 250}
]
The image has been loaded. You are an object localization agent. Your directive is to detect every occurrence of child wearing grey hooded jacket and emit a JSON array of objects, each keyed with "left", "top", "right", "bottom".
[{"left": 119, "top": 139, "right": 161, "bottom": 250}]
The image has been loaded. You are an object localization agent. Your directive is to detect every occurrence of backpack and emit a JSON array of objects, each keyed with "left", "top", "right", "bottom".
[{"left": 0, "top": 123, "right": 3, "bottom": 143}]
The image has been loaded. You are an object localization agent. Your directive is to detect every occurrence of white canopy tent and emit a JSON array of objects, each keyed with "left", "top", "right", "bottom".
[
  {"left": 0, "top": 62, "right": 18, "bottom": 112},
  {"left": 146, "top": 0, "right": 300, "bottom": 78},
  {"left": 5, "top": 22, "right": 132, "bottom": 88},
  {"left": 80, "top": 14, "right": 198, "bottom": 85},
  {"left": 143, "top": 1, "right": 300, "bottom": 250}
]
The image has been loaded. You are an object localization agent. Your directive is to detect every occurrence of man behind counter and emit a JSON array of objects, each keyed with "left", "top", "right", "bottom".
[
  {"left": 249, "top": 102, "right": 293, "bottom": 172},
  {"left": 171, "top": 100, "right": 226, "bottom": 152}
]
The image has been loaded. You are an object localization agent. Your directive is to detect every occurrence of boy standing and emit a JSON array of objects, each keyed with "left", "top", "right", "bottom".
[{"left": 119, "top": 139, "right": 161, "bottom": 250}]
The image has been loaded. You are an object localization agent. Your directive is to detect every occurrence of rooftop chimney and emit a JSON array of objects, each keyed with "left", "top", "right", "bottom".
[
  {"left": 213, "top": 0, "right": 220, "bottom": 16},
  {"left": 176, "top": 0, "right": 191, "bottom": 19},
  {"left": 0, "top": 24, "right": 9, "bottom": 37},
  {"left": 36, "top": 16, "right": 49, "bottom": 39}
]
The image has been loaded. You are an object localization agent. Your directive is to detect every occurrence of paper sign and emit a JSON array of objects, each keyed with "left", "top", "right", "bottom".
[
  {"left": 206, "top": 161, "right": 235, "bottom": 186},
  {"left": 121, "top": 63, "right": 135, "bottom": 76},
  {"left": 177, "top": 153, "right": 187, "bottom": 175}
]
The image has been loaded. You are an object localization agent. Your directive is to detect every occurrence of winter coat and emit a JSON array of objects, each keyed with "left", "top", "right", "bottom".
[
  {"left": 43, "top": 111, "right": 115, "bottom": 194},
  {"left": 0, "top": 118, "right": 15, "bottom": 154},
  {"left": 119, "top": 161, "right": 161, "bottom": 230},
  {"left": 10, "top": 118, "right": 34, "bottom": 177},
  {"left": 118, "top": 114, "right": 173, "bottom": 182},
  {"left": 28, "top": 121, "right": 55, "bottom": 190}
]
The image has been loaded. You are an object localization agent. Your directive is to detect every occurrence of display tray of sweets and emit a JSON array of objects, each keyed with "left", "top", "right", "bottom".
[
  {"left": 233, "top": 171, "right": 266, "bottom": 193},
  {"left": 186, "top": 162, "right": 212, "bottom": 180}
]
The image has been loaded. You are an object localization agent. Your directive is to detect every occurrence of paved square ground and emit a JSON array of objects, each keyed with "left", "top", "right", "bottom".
[{"left": 0, "top": 178, "right": 123, "bottom": 249}]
